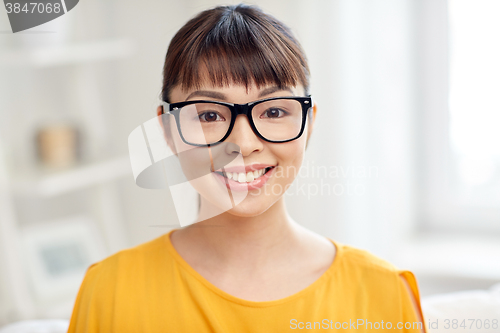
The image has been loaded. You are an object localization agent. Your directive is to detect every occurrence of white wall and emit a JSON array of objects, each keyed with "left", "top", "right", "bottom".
[
  {"left": 0, "top": 0, "right": 421, "bottom": 322},
  {"left": 4, "top": 0, "right": 497, "bottom": 325}
]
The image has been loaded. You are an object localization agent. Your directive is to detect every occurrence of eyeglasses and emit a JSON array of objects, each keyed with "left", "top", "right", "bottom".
[{"left": 161, "top": 96, "right": 312, "bottom": 147}]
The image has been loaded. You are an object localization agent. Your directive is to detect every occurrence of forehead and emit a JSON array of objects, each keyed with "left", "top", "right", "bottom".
[
  {"left": 171, "top": 83, "right": 304, "bottom": 102},
  {"left": 169, "top": 62, "right": 305, "bottom": 99},
  {"left": 172, "top": 66, "right": 304, "bottom": 97}
]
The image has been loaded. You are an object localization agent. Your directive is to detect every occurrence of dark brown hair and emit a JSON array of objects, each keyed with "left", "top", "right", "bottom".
[{"left": 161, "top": 4, "right": 310, "bottom": 102}]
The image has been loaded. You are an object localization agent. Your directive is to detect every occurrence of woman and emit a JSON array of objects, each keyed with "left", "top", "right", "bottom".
[{"left": 68, "top": 4, "right": 426, "bottom": 332}]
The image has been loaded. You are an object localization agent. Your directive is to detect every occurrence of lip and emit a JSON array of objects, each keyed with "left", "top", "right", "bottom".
[
  {"left": 213, "top": 166, "right": 275, "bottom": 191},
  {"left": 214, "top": 163, "right": 275, "bottom": 173}
]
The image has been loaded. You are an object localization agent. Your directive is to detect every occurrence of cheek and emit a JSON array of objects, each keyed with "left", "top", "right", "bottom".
[
  {"left": 168, "top": 120, "right": 193, "bottom": 154},
  {"left": 269, "top": 138, "right": 307, "bottom": 179},
  {"left": 168, "top": 122, "right": 206, "bottom": 178},
  {"left": 277, "top": 136, "right": 306, "bottom": 161}
]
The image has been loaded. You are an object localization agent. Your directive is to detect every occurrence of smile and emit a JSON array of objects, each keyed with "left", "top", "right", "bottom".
[
  {"left": 212, "top": 165, "right": 276, "bottom": 191},
  {"left": 214, "top": 167, "right": 274, "bottom": 183}
]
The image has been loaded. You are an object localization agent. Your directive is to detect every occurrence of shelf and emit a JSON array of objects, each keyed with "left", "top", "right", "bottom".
[
  {"left": 0, "top": 34, "right": 135, "bottom": 323},
  {"left": 0, "top": 38, "right": 134, "bottom": 68},
  {"left": 14, "top": 155, "right": 132, "bottom": 197}
]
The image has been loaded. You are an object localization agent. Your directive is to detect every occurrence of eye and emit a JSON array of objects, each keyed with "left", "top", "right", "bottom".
[
  {"left": 261, "top": 108, "right": 287, "bottom": 119},
  {"left": 199, "top": 111, "right": 225, "bottom": 122}
]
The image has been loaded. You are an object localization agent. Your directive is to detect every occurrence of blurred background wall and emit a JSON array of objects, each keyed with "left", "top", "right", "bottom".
[{"left": 0, "top": 0, "right": 499, "bottom": 326}]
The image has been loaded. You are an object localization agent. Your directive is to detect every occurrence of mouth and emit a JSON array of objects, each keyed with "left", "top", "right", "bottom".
[{"left": 214, "top": 166, "right": 275, "bottom": 183}]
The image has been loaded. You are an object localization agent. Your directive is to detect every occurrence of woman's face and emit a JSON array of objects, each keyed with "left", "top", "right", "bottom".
[{"left": 164, "top": 81, "right": 313, "bottom": 219}]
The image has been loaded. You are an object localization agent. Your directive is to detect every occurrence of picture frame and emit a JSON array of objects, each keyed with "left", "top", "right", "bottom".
[{"left": 21, "top": 216, "right": 105, "bottom": 303}]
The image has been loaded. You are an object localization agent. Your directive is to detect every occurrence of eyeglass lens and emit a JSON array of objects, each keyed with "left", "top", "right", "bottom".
[{"left": 177, "top": 99, "right": 303, "bottom": 145}]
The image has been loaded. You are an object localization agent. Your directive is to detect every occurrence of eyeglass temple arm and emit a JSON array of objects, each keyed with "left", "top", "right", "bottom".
[{"left": 160, "top": 101, "right": 172, "bottom": 115}]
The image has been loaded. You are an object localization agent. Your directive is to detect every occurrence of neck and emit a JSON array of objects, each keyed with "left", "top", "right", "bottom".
[{"left": 182, "top": 197, "right": 302, "bottom": 272}]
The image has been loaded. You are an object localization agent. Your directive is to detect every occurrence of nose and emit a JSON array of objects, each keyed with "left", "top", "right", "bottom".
[{"left": 225, "top": 114, "right": 263, "bottom": 156}]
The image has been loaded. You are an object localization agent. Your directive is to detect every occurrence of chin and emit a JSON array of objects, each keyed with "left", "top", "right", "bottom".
[
  {"left": 226, "top": 206, "right": 267, "bottom": 218},
  {"left": 225, "top": 195, "right": 279, "bottom": 218}
]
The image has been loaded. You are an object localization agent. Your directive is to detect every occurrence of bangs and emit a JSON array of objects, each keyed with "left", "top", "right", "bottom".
[{"left": 162, "top": 4, "right": 310, "bottom": 102}]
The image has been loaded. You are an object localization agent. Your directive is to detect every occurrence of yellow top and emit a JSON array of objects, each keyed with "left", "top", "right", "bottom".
[{"left": 68, "top": 229, "right": 426, "bottom": 332}]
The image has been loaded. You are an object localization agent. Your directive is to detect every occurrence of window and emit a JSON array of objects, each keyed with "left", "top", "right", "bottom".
[{"left": 421, "top": 0, "right": 500, "bottom": 232}]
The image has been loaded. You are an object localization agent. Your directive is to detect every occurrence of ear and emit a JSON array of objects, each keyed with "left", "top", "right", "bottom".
[
  {"left": 157, "top": 105, "right": 178, "bottom": 155},
  {"left": 305, "top": 102, "right": 317, "bottom": 147}
]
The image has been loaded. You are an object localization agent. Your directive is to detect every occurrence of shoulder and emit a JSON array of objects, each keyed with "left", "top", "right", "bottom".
[
  {"left": 331, "top": 241, "right": 405, "bottom": 293},
  {"left": 335, "top": 241, "right": 399, "bottom": 274},
  {"left": 333, "top": 242, "right": 424, "bottom": 311},
  {"left": 327, "top": 242, "right": 425, "bottom": 330},
  {"left": 84, "top": 232, "right": 170, "bottom": 284},
  {"left": 72, "top": 232, "right": 172, "bottom": 312},
  {"left": 68, "top": 234, "right": 172, "bottom": 331}
]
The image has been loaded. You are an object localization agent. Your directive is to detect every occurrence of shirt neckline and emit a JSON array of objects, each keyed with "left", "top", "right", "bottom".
[{"left": 162, "top": 228, "right": 342, "bottom": 308}]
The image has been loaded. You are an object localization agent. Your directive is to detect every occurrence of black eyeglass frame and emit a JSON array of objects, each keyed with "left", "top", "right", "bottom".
[{"left": 161, "top": 96, "right": 313, "bottom": 147}]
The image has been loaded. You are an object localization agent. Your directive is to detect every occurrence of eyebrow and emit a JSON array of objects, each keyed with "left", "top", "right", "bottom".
[
  {"left": 184, "top": 86, "right": 294, "bottom": 102},
  {"left": 258, "top": 86, "right": 294, "bottom": 97},
  {"left": 185, "top": 90, "right": 227, "bottom": 101}
]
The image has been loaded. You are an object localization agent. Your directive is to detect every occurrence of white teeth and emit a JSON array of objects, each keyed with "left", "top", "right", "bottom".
[
  {"left": 220, "top": 168, "right": 271, "bottom": 183},
  {"left": 246, "top": 172, "right": 254, "bottom": 182},
  {"left": 237, "top": 173, "right": 246, "bottom": 183}
]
